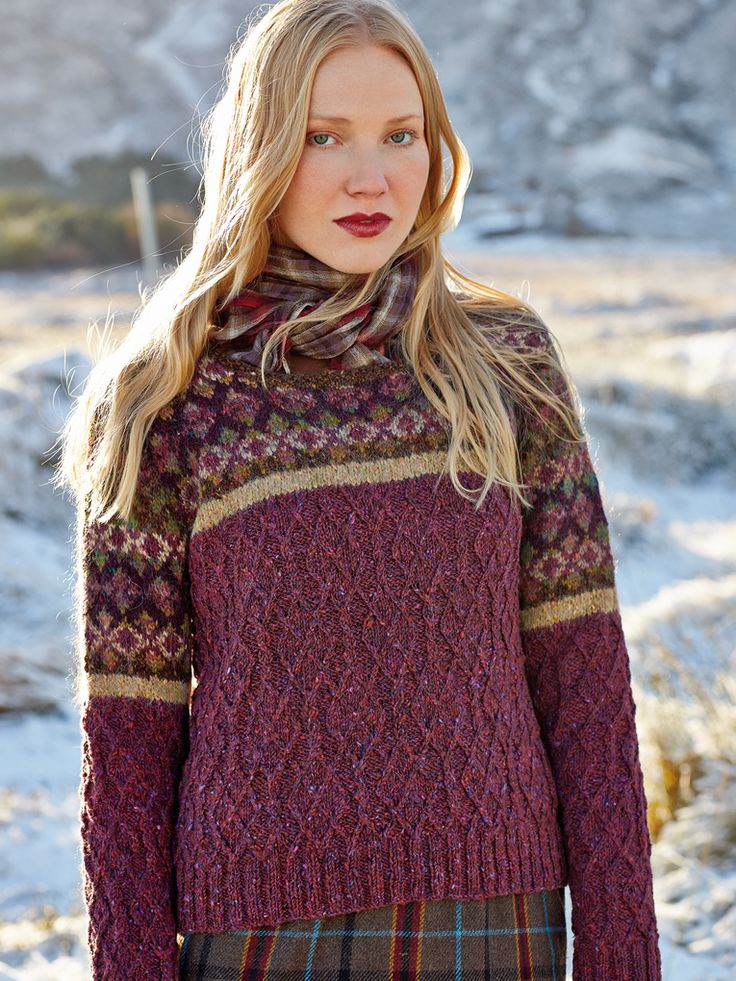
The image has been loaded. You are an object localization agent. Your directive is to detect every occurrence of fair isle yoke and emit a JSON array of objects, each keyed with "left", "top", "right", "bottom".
[{"left": 76, "top": 325, "right": 662, "bottom": 980}]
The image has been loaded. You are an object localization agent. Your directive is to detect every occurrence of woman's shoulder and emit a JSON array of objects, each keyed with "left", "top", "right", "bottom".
[
  {"left": 451, "top": 290, "right": 553, "bottom": 354},
  {"left": 450, "top": 291, "right": 579, "bottom": 434},
  {"left": 137, "top": 355, "right": 224, "bottom": 477}
]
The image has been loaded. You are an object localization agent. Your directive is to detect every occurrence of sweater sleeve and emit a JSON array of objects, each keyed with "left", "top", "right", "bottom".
[
  {"left": 515, "top": 332, "right": 662, "bottom": 980},
  {"left": 74, "top": 409, "right": 195, "bottom": 980}
]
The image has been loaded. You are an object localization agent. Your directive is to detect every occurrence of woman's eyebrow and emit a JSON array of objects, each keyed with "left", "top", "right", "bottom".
[{"left": 307, "top": 113, "right": 424, "bottom": 125}]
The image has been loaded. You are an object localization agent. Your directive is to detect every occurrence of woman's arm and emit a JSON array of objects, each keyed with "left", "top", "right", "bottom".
[
  {"left": 516, "top": 334, "right": 662, "bottom": 980},
  {"left": 74, "top": 413, "right": 195, "bottom": 980}
]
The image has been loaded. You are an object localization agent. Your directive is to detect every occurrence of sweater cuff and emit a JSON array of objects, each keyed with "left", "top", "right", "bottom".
[{"left": 572, "top": 932, "right": 662, "bottom": 980}]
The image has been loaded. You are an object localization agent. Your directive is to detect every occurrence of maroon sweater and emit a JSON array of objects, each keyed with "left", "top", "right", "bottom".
[{"left": 75, "top": 322, "right": 662, "bottom": 979}]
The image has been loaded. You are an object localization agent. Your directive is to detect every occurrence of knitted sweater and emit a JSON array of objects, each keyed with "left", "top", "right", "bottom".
[{"left": 75, "top": 322, "right": 662, "bottom": 980}]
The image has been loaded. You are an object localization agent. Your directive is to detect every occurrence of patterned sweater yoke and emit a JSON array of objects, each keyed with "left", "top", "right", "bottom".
[{"left": 75, "top": 322, "right": 662, "bottom": 980}]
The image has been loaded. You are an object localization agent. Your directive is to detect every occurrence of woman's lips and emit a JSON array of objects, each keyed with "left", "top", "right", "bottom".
[{"left": 334, "top": 217, "right": 392, "bottom": 238}]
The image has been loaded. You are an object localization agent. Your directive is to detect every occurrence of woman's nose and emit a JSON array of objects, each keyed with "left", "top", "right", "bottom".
[{"left": 345, "top": 153, "right": 390, "bottom": 194}]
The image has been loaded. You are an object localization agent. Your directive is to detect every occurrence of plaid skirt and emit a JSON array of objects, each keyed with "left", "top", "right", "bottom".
[{"left": 178, "top": 888, "right": 567, "bottom": 980}]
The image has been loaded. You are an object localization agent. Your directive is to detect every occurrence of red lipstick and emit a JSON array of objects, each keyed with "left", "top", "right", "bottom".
[{"left": 334, "top": 212, "right": 392, "bottom": 238}]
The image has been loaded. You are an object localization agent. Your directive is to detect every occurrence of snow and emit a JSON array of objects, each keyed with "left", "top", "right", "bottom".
[
  {"left": 567, "top": 126, "right": 715, "bottom": 184},
  {"left": 0, "top": 230, "right": 734, "bottom": 978}
]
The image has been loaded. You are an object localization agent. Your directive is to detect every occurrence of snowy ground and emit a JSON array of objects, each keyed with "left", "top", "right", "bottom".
[{"left": 0, "top": 228, "right": 734, "bottom": 979}]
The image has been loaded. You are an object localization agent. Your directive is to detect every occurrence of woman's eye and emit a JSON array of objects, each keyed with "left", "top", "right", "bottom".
[
  {"left": 308, "top": 129, "right": 418, "bottom": 148},
  {"left": 389, "top": 129, "right": 417, "bottom": 146}
]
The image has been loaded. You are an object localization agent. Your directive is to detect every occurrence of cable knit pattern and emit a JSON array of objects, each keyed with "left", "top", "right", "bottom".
[{"left": 75, "top": 323, "right": 661, "bottom": 980}]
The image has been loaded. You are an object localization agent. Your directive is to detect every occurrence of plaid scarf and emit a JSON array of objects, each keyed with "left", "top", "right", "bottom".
[{"left": 210, "top": 242, "right": 418, "bottom": 372}]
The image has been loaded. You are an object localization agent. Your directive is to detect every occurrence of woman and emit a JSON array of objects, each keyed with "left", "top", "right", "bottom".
[{"left": 57, "top": 1, "right": 662, "bottom": 979}]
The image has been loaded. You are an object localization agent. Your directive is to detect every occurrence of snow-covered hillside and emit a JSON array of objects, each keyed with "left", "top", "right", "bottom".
[{"left": 1, "top": 0, "right": 735, "bottom": 241}]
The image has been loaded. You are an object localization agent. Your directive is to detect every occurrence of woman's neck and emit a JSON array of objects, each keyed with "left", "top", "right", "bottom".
[{"left": 283, "top": 352, "right": 332, "bottom": 375}]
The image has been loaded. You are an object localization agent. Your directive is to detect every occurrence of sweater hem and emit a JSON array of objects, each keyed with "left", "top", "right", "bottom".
[{"left": 175, "top": 823, "right": 569, "bottom": 932}]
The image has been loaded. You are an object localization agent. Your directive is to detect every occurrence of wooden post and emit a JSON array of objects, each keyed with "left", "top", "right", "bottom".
[{"left": 130, "top": 166, "right": 160, "bottom": 286}]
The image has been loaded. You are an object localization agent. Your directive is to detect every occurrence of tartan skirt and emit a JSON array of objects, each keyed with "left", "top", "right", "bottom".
[{"left": 178, "top": 888, "right": 567, "bottom": 980}]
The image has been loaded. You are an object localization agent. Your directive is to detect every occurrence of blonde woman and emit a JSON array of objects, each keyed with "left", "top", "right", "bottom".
[{"left": 57, "top": 1, "right": 662, "bottom": 978}]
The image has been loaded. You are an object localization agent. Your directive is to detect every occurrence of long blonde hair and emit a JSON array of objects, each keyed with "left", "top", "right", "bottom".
[{"left": 54, "top": 0, "right": 584, "bottom": 523}]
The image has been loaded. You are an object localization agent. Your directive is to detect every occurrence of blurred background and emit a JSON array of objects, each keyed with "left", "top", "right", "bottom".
[{"left": 0, "top": 1, "right": 734, "bottom": 977}]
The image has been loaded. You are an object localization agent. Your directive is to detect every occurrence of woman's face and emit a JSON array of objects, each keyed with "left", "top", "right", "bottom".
[{"left": 271, "top": 44, "right": 430, "bottom": 274}]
